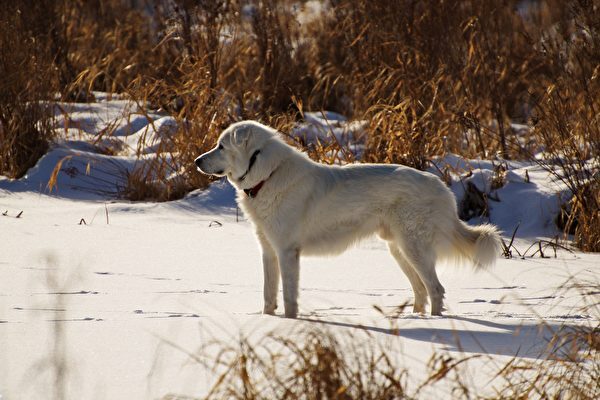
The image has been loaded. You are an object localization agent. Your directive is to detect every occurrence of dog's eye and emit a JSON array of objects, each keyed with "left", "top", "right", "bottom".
[{"left": 218, "top": 143, "right": 223, "bottom": 150}]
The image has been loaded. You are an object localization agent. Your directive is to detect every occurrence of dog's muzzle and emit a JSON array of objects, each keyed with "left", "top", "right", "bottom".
[
  {"left": 194, "top": 155, "right": 210, "bottom": 174},
  {"left": 194, "top": 156, "right": 204, "bottom": 169},
  {"left": 195, "top": 155, "right": 223, "bottom": 176},
  {"left": 194, "top": 156, "right": 207, "bottom": 174}
]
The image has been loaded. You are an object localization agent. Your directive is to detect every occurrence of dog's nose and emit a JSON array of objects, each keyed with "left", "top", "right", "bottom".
[{"left": 194, "top": 156, "right": 203, "bottom": 168}]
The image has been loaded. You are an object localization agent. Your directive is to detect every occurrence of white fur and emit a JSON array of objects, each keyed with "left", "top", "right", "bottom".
[{"left": 195, "top": 121, "right": 502, "bottom": 317}]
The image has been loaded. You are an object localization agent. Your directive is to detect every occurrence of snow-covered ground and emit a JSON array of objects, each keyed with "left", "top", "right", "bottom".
[{"left": 1, "top": 95, "right": 598, "bottom": 399}]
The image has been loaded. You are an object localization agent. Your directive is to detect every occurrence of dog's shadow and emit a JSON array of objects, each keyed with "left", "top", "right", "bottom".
[{"left": 297, "top": 315, "right": 578, "bottom": 359}]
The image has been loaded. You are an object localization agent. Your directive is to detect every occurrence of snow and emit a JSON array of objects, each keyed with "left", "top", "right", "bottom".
[
  {"left": 435, "top": 155, "right": 568, "bottom": 238},
  {"left": 1, "top": 95, "right": 598, "bottom": 399}
]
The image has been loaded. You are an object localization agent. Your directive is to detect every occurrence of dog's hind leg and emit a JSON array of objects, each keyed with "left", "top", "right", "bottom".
[
  {"left": 395, "top": 235, "right": 445, "bottom": 316},
  {"left": 387, "top": 243, "right": 428, "bottom": 314},
  {"left": 257, "top": 232, "right": 279, "bottom": 315},
  {"left": 407, "top": 246, "right": 445, "bottom": 316},
  {"left": 278, "top": 247, "right": 300, "bottom": 318}
]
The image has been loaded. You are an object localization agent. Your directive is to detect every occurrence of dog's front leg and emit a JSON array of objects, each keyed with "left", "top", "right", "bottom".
[
  {"left": 278, "top": 247, "right": 300, "bottom": 318},
  {"left": 257, "top": 232, "right": 279, "bottom": 315}
]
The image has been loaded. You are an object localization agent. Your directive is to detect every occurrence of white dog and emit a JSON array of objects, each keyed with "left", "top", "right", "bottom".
[{"left": 195, "top": 121, "right": 501, "bottom": 318}]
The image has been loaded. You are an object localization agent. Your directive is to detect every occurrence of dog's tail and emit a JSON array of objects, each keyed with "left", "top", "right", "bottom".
[{"left": 440, "top": 220, "right": 502, "bottom": 270}]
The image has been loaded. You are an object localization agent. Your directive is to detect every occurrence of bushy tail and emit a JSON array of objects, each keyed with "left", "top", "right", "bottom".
[{"left": 445, "top": 221, "right": 502, "bottom": 269}]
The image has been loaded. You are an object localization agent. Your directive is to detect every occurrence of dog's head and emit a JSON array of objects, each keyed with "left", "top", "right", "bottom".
[{"left": 195, "top": 121, "right": 280, "bottom": 190}]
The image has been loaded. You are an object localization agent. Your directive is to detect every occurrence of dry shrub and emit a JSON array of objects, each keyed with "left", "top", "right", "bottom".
[
  {"left": 315, "top": 2, "right": 461, "bottom": 168},
  {"left": 530, "top": 0, "right": 600, "bottom": 251},
  {"left": 197, "top": 327, "right": 407, "bottom": 400},
  {"left": 162, "top": 319, "right": 598, "bottom": 400},
  {"left": 305, "top": 1, "right": 548, "bottom": 168},
  {"left": 306, "top": 0, "right": 598, "bottom": 249},
  {"left": 163, "top": 278, "right": 599, "bottom": 400},
  {"left": 225, "top": 0, "right": 309, "bottom": 116},
  {"left": 5, "top": 0, "right": 599, "bottom": 250},
  {"left": 122, "top": 79, "right": 230, "bottom": 201},
  {"left": 442, "top": 322, "right": 597, "bottom": 398},
  {"left": 0, "top": 2, "right": 56, "bottom": 178},
  {"left": 99, "top": 0, "right": 314, "bottom": 200},
  {"left": 57, "top": 0, "right": 159, "bottom": 97},
  {"left": 487, "top": 325, "right": 599, "bottom": 399},
  {"left": 115, "top": 0, "right": 349, "bottom": 199},
  {"left": 488, "top": 276, "right": 600, "bottom": 399}
]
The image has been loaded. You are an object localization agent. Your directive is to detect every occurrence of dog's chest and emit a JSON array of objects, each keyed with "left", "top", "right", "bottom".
[
  {"left": 239, "top": 192, "right": 280, "bottom": 225},
  {"left": 239, "top": 188, "right": 306, "bottom": 238}
]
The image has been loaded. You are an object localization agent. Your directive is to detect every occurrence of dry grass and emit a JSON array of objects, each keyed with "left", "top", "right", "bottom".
[
  {"left": 486, "top": 275, "right": 600, "bottom": 399},
  {"left": 158, "top": 278, "right": 599, "bottom": 400},
  {"left": 487, "top": 325, "right": 599, "bottom": 400},
  {"left": 0, "top": 2, "right": 56, "bottom": 178},
  {"left": 161, "top": 320, "right": 598, "bottom": 399},
  {"left": 197, "top": 328, "right": 407, "bottom": 400},
  {"left": 1, "top": 0, "right": 598, "bottom": 249},
  {"left": 528, "top": 0, "right": 600, "bottom": 251}
]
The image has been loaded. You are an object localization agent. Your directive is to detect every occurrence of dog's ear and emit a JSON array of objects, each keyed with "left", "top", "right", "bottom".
[{"left": 232, "top": 125, "right": 252, "bottom": 147}]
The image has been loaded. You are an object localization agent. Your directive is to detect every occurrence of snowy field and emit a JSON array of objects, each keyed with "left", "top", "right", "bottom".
[{"left": 1, "top": 95, "right": 598, "bottom": 399}]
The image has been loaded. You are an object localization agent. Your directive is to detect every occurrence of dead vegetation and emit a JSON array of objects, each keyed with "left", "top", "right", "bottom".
[
  {"left": 486, "top": 275, "right": 600, "bottom": 400},
  {"left": 160, "top": 274, "right": 600, "bottom": 400},
  {"left": 196, "top": 327, "right": 407, "bottom": 400},
  {"left": 0, "top": 0, "right": 598, "bottom": 248},
  {"left": 160, "top": 281, "right": 599, "bottom": 400},
  {"left": 0, "top": 1, "right": 56, "bottom": 179}
]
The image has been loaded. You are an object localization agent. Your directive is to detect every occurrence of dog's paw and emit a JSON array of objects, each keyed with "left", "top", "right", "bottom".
[
  {"left": 412, "top": 305, "right": 426, "bottom": 314},
  {"left": 284, "top": 306, "right": 298, "bottom": 319},
  {"left": 263, "top": 305, "right": 277, "bottom": 315}
]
